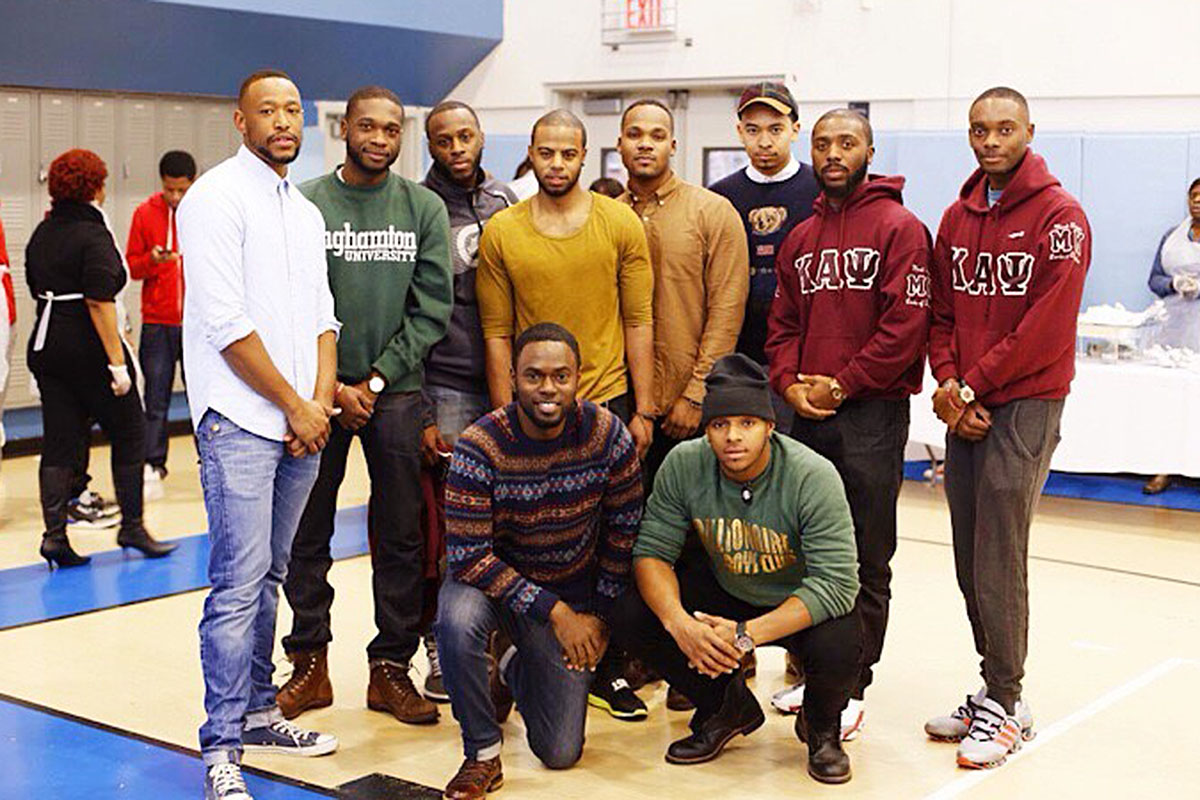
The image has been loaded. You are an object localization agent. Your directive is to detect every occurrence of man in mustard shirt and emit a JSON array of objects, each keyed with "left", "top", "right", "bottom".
[{"left": 476, "top": 109, "right": 655, "bottom": 458}]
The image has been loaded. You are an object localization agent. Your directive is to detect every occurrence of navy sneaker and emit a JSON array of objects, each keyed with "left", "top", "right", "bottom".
[
  {"left": 205, "top": 763, "right": 252, "bottom": 800},
  {"left": 242, "top": 718, "right": 338, "bottom": 757}
]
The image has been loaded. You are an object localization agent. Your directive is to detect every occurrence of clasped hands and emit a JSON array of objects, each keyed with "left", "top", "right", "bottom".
[
  {"left": 666, "top": 610, "right": 745, "bottom": 679},
  {"left": 784, "top": 373, "right": 841, "bottom": 420},
  {"left": 283, "top": 395, "right": 339, "bottom": 458},
  {"left": 1172, "top": 273, "right": 1200, "bottom": 300},
  {"left": 931, "top": 378, "right": 992, "bottom": 441}
]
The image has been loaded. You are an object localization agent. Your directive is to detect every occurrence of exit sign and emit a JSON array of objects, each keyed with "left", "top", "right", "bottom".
[
  {"left": 602, "top": 0, "right": 677, "bottom": 45},
  {"left": 626, "top": 0, "right": 663, "bottom": 29}
]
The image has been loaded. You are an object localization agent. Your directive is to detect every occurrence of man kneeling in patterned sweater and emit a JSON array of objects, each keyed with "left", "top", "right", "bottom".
[
  {"left": 434, "top": 322, "right": 644, "bottom": 800},
  {"left": 612, "top": 354, "right": 861, "bottom": 784}
]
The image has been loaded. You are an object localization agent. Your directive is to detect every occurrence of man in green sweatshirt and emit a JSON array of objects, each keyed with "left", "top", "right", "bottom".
[
  {"left": 612, "top": 354, "right": 861, "bottom": 784},
  {"left": 278, "top": 86, "right": 453, "bottom": 727}
]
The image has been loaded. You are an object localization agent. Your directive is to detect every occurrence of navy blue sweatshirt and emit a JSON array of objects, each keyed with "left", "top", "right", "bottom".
[{"left": 709, "top": 163, "right": 820, "bottom": 363}]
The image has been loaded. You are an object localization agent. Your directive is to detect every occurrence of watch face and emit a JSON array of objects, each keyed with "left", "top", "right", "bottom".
[
  {"left": 369, "top": 377, "right": 385, "bottom": 393},
  {"left": 960, "top": 386, "right": 975, "bottom": 404},
  {"left": 736, "top": 634, "right": 754, "bottom": 653}
]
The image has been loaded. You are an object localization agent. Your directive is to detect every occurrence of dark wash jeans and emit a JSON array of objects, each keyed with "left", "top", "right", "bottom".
[
  {"left": 434, "top": 579, "right": 593, "bottom": 767},
  {"left": 611, "top": 559, "right": 860, "bottom": 729},
  {"left": 944, "top": 398, "right": 1063, "bottom": 713},
  {"left": 282, "top": 390, "right": 424, "bottom": 664},
  {"left": 139, "top": 322, "right": 184, "bottom": 468},
  {"left": 790, "top": 397, "right": 909, "bottom": 699}
]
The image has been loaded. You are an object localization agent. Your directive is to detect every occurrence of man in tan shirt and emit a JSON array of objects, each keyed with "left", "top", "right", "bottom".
[{"left": 617, "top": 99, "right": 748, "bottom": 485}]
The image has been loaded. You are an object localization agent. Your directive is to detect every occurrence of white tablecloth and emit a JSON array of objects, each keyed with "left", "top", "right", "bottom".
[{"left": 906, "top": 359, "right": 1200, "bottom": 477}]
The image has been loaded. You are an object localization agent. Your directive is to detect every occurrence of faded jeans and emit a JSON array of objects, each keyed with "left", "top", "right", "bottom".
[
  {"left": 434, "top": 579, "right": 592, "bottom": 768},
  {"left": 196, "top": 409, "right": 321, "bottom": 765}
]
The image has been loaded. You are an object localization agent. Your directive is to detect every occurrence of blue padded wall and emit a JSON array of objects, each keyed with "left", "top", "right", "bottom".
[{"left": 0, "top": 0, "right": 502, "bottom": 104}]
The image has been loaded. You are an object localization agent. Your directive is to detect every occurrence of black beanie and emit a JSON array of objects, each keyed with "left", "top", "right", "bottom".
[{"left": 701, "top": 354, "right": 776, "bottom": 428}]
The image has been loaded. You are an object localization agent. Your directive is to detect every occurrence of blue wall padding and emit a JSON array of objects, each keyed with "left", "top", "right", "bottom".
[{"left": 0, "top": 0, "right": 501, "bottom": 104}]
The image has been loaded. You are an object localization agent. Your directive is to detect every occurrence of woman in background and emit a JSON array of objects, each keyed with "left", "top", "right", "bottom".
[{"left": 25, "top": 149, "right": 176, "bottom": 566}]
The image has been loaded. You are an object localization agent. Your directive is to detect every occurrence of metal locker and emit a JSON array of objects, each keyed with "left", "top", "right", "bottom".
[
  {"left": 158, "top": 100, "right": 195, "bottom": 157},
  {"left": 0, "top": 90, "right": 35, "bottom": 409},
  {"left": 117, "top": 97, "right": 158, "bottom": 255},
  {"left": 197, "top": 101, "right": 235, "bottom": 174}
]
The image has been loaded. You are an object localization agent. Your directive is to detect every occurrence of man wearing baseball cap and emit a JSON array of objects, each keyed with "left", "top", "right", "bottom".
[
  {"left": 709, "top": 84, "right": 820, "bottom": 419},
  {"left": 611, "top": 354, "right": 861, "bottom": 784}
]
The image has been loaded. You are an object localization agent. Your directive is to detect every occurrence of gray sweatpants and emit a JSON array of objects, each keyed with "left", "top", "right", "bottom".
[{"left": 943, "top": 398, "right": 1063, "bottom": 713}]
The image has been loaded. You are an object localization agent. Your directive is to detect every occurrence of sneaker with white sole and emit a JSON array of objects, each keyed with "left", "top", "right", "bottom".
[
  {"left": 205, "top": 763, "right": 253, "bottom": 800},
  {"left": 769, "top": 684, "right": 864, "bottom": 741},
  {"left": 924, "top": 686, "right": 986, "bottom": 742},
  {"left": 955, "top": 696, "right": 1034, "bottom": 769},
  {"left": 241, "top": 718, "right": 338, "bottom": 757},
  {"left": 143, "top": 464, "right": 166, "bottom": 502},
  {"left": 67, "top": 491, "right": 120, "bottom": 529}
]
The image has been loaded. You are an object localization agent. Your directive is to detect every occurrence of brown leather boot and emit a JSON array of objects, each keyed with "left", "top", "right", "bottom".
[
  {"left": 276, "top": 648, "right": 333, "bottom": 720},
  {"left": 367, "top": 661, "right": 439, "bottom": 725},
  {"left": 444, "top": 756, "right": 503, "bottom": 800}
]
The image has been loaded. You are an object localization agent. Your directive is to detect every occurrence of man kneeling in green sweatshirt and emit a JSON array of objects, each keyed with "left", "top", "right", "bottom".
[{"left": 612, "top": 354, "right": 861, "bottom": 784}]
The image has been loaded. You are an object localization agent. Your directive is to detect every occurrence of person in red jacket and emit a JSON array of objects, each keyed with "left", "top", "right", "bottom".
[
  {"left": 126, "top": 150, "right": 195, "bottom": 492},
  {"left": 765, "top": 109, "right": 930, "bottom": 740},
  {"left": 0, "top": 210, "right": 15, "bottom": 461},
  {"left": 923, "top": 87, "right": 1090, "bottom": 770}
]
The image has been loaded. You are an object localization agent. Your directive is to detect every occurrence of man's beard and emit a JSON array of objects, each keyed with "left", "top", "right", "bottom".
[
  {"left": 518, "top": 395, "right": 574, "bottom": 429},
  {"left": 536, "top": 169, "right": 581, "bottom": 197},
  {"left": 434, "top": 148, "right": 483, "bottom": 184},
  {"left": 815, "top": 161, "right": 868, "bottom": 199},
  {"left": 254, "top": 141, "right": 299, "bottom": 166},
  {"left": 346, "top": 144, "right": 397, "bottom": 176}
]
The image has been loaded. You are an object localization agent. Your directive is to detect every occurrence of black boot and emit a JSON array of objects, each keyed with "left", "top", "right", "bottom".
[
  {"left": 665, "top": 671, "right": 764, "bottom": 764},
  {"left": 39, "top": 465, "right": 90, "bottom": 569},
  {"left": 797, "top": 708, "right": 852, "bottom": 784},
  {"left": 113, "top": 464, "right": 177, "bottom": 558}
]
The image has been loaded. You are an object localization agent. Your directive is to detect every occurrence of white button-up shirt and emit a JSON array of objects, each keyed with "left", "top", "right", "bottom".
[{"left": 179, "top": 145, "right": 339, "bottom": 441}]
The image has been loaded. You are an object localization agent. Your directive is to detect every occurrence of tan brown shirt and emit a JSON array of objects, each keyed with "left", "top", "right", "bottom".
[{"left": 621, "top": 173, "right": 748, "bottom": 413}]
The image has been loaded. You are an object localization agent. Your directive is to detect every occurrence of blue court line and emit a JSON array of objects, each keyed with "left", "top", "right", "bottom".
[
  {"left": 0, "top": 694, "right": 334, "bottom": 799},
  {"left": 0, "top": 505, "right": 369, "bottom": 631},
  {"left": 904, "top": 460, "right": 1200, "bottom": 513}
]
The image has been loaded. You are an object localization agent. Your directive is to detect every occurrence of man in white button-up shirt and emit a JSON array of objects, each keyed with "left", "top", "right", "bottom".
[{"left": 178, "top": 69, "right": 340, "bottom": 800}]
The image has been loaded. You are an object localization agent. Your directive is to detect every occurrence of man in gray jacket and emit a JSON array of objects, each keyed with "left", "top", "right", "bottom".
[{"left": 419, "top": 100, "right": 517, "bottom": 700}]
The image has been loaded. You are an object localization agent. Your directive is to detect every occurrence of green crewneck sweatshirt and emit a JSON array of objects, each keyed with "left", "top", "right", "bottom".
[
  {"left": 634, "top": 433, "right": 859, "bottom": 626},
  {"left": 300, "top": 170, "right": 452, "bottom": 392}
]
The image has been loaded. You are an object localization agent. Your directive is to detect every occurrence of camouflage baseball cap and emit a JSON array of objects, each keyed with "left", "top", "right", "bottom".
[{"left": 737, "top": 81, "right": 798, "bottom": 119}]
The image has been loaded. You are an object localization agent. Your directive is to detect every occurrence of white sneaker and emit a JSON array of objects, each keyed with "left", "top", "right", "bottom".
[
  {"left": 955, "top": 696, "right": 1035, "bottom": 769},
  {"left": 769, "top": 684, "right": 864, "bottom": 741},
  {"left": 925, "top": 686, "right": 986, "bottom": 742},
  {"left": 205, "top": 763, "right": 253, "bottom": 800},
  {"left": 143, "top": 464, "right": 165, "bottom": 502}
]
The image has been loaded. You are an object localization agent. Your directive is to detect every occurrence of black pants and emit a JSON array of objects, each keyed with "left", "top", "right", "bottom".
[
  {"left": 35, "top": 359, "right": 145, "bottom": 534},
  {"left": 790, "top": 397, "right": 908, "bottom": 699},
  {"left": 612, "top": 559, "right": 860, "bottom": 728},
  {"left": 944, "top": 398, "right": 1062, "bottom": 712},
  {"left": 282, "top": 391, "right": 424, "bottom": 664}
]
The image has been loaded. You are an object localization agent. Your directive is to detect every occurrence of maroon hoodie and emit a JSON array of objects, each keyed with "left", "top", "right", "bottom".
[
  {"left": 928, "top": 152, "right": 1090, "bottom": 405},
  {"left": 766, "top": 175, "right": 931, "bottom": 401}
]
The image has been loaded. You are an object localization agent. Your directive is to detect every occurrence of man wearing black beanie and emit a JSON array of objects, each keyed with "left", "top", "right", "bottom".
[{"left": 612, "top": 354, "right": 862, "bottom": 784}]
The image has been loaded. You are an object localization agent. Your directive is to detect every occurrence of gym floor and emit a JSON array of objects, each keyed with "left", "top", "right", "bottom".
[{"left": 0, "top": 436, "right": 1197, "bottom": 799}]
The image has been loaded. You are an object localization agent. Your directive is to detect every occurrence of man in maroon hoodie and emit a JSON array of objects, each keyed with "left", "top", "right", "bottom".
[
  {"left": 766, "top": 109, "right": 930, "bottom": 740},
  {"left": 126, "top": 150, "right": 195, "bottom": 493},
  {"left": 923, "top": 87, "right": 1090, "bottom": 770}
]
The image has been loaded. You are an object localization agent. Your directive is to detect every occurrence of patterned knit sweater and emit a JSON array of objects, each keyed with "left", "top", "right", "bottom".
[{"left": 445, "top": 400, "right": 644, "bottom": 622}]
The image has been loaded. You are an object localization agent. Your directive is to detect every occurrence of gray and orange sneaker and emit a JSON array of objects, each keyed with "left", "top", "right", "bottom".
[
  {"left": 924, "top": 687, "right": 986, "bottom": 742},
  {"left": 955, "top": 696, "right": 1035, "bottom": 769}
]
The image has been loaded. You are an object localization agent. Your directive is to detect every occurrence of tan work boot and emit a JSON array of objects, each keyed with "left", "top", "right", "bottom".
[
  {"left": 444, "top": 756, "right": 503, "bottom": 800},
  {"left": 367, "top": 661, "right": 439, "bottom": 725},
  {"left": 276, "top": 648, "right": 333, "bottom": 720}
]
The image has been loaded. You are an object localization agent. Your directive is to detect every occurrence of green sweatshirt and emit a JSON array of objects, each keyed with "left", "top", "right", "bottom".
[
  {"left": 634, "top": 433, "right": 859, "bottom": 626},
  {"left": 301, "top": 171, "right": 452, "bottom": 392}
]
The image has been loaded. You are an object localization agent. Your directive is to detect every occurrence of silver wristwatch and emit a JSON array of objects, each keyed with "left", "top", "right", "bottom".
[{"left": 735, "top": 621, "right": 755, "bottom": 654}]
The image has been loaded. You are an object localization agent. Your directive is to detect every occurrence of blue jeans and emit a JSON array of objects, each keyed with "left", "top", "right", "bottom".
[
  {"left": 434, "top": 580, "right": 592, "bottom": 768},
  {"left": 139, "top": 323, "right": 183, "bottom": 468},
  {"left": 426, "top": 385, "right": 490, "bottom": 447},
  {"left": 195, "top": 410, "right": 321, "bottom": 765}
]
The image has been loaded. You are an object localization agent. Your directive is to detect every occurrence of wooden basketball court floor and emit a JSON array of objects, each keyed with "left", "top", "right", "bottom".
[{"left": 0, "top": 436, "right": 1197, "bottom": 798}]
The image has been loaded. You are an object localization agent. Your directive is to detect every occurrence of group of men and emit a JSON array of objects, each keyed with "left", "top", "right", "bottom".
[{"left": 175, "top": 68, "right": 1089, "bottom": 800}]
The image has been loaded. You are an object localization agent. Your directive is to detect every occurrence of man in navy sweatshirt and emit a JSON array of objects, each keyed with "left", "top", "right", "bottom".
[
  {"left": 766, "top": 109, "right": 930, "bottom": 740},
  {"left": 925, "top": 87, "right": 1090, "bottom": 770}
]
